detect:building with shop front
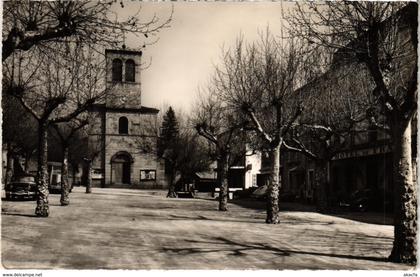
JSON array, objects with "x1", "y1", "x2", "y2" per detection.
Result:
[{"x1": 279, "y1": 4, "x2": 417, "y2": 210}]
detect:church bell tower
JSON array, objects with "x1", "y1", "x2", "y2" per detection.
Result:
[{"x1": 105, "y1": 49, "x2": 142, "y2": 108}]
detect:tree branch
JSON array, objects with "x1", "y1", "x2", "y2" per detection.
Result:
[
  {"x1": 400, "y1": 64, "x2": 418, "y2": 117},
  {"x1": 368, "y1": 116, "x2": 391, "y2": 133},
  {"x1": 283, "y1": 139, "x2": 318, "y2": 160},
  {"x1": 296, "y1": 123, "x2": 333, "y2": 133},
  {"x1": 15, "y1": 96, "x2": 41, "y2": 121},
  {"x1": 51, "y1": 98, "x2": 96, "y2": 123},
  {"x1": 281, "y1": 106, "x2": 303, "y2": 137},
  {"x1": 3, "y1": 24, "x2": 77, "y2": 61},
  {"x1": 247, "y1": 109, "x2": 272, "y2": 144},
  {"x1": 195, "y1": 125, "x2": 218, "y2": 145}
]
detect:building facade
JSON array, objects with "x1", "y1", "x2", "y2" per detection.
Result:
[
  {"x1": 88, "y1": 49, "x2": 167, "y2": 189},
  {"x1": 194, "y1": 148, "x2": 262, "y2": 193},
  {"x1": 278, "y1": 4, "x2": 418, "y2": 211}
]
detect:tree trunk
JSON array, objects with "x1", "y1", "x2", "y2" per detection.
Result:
[
  {"x1": 13, "y1": 155, "x2": 25, "y2": 175},
  {"x1": 60, "y1": 145, "x2": 70, "y2": 205},
  {"x1": 217, "y1": 152, "x2": 230, "y2": 211},
  {"x1": 167, "y1": 171, "x2": 177, "y2": 198},
  {"x1": 266, "y1": 144, "x2": 280, "y2": 224},
  {"x1": 5, "y1": 143, "x2": 14, "y2": 184},
  {"x1": 24, "y1": 151, "x2": 32, "y2": 171},
  {"x1": 35, "y1": 121, "x2": 49, "y2": 217},
  {"x1": 315, "y1": 160, "x2": 329, "y2": 213},
  {"x1": 71, "y1": 162, "x2": 77, "y2": 187},
  {"x1": 85, "y1": 159, "x2": 92, "y2": 193},
  {"x1": 388, "y1": 117, "x2": 417, "y2": 264}
]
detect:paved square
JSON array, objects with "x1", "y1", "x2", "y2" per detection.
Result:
[{"x1": 1, "y1": 187, "x2": 413, "y2": 270}]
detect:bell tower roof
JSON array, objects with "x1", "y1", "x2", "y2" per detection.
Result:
[{"x1": 105, "y1": 49, "x2": 143, "y2": 56}]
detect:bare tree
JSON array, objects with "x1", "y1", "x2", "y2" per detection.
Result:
[
  {"x1": 194, "y1": 91, "x2": 245, "y2": 211},
  {"x1": 173, "y1": 127, "x2": 212, "y2": 192},
  {"x1": 138, "y1": 107, "x2": 211, "y2": 197},
  {"x1": 51, "y1": 117, "x2": 88, "y2": 205},
  {"x1": 215, "y1": 33, "x2": 304, "y2": 224},
  {"x1": 3, "y1": 44, "x2": 109, "y2": 217},
  {"x1": 83, "y1": 139, "x2": 100, "y2": 194},
  {"x1": 76, "y1": 110, "x2": 107, "y2": 194},
  {"x1": 288, "y1": 2, "x2": 417, "y2": 264},
  {"x1": 2, "y1": 1, "x2": 172, "y2": 61}
]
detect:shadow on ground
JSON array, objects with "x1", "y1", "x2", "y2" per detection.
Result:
[
  {"x1": 160, "y1": 236, "x2": 389, "y2": 264},
  {"x1": 223, "y1": 197, "x2": 394, "y2": 225},
  {"x1": 1, "y1": 212, "x2": 38, "y2": 218}
]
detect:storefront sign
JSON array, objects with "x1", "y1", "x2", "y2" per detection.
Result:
[{"x1": 332, "y1": 145, "x2": 391, "y2": 160}]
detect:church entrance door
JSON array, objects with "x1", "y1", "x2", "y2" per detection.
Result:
[
  {"x1": 111, "y1": 152, "x2": 133, "y2": 185},
  {"x1": 122, "y1": 162, "x2": 131, "y2": 184}
]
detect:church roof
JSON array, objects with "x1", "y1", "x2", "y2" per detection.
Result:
[
  {"x1": 90, "y1": 104, "x2": 159, "y2": 114},
  {"x1": 105, "y1": 48, "x2": 143, "y2": 56}
]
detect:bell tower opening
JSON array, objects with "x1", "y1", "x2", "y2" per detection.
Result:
[{"x1": 105, "y1": 49, "x2": 142, "y2": 108}]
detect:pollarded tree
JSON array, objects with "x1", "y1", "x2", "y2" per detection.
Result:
[
  {"x1": 51, "y1": 117, "x2": 88, "y2": 205},
  {"x1": 215, "y1": 33, "x2": 305, "y2": 224},
  {"x1": 2, "y1": 1, "x2": 172, "y2": 61},
  {"x1": 68, "y1": 111, "x2": 105, "y2": 194},
  {"x1": 194, "y1": 91, "x2": 246, "y2": 211},
  {"x1": 288, "y1": 2, "x2": 417, "y2": 264},
  {"x1": 3, "y1": 44, "x2": 108, "y2": 217}
]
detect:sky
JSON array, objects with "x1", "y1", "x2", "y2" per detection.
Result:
[{"x1": 115, "y1": 2, "x2": 293, "y2": 113}]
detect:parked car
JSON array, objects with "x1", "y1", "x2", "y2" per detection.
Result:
[
  {"x1": 340, "y1": 188, "x2": 393, "y2": 212},
  {"x1": 233, "y1": 187, "x2": 258, "y2": 199},
  {"x1": 279, "y1": 191, "x2": 299, "y2": 202},
  {"x1": 5, "y1": 179, "x2": 37, "y2": 201},
  {"x1": 250, "y1": 185, "x2": 268, "y2": 200}
]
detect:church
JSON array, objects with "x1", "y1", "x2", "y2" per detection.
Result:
[{"x1": 87, "y1": 48, "x2": 168, "y2": 189}]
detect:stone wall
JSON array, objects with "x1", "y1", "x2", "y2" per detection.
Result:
[
  {"x1": 101, "y1": 111, "x2": 167, "y2": 189},
  {"x1": 105, "y1": 111, "x2": 156, "y2": 137}
]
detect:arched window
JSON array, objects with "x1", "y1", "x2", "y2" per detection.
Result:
[
  {"x1": 112, "y1": 59, "x2": 122, "y2": 82},
  {"x1": 118, "y1": 117, "x2": 128, "y2": 134},
  {"x1": 125, "y1": 59, "x2": 135, "y2": 82}
]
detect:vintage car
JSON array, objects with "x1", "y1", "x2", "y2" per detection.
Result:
[
  {"x1": 5, "y1": 176, "x2": 37, "y2": 201},
  {"x1": 338, "y1": 188, "x2": 393, "y2": 212}
]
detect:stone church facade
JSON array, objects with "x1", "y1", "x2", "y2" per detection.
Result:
[{"x1": 88, "y1": 49, "x2": 167, "y2": 189}]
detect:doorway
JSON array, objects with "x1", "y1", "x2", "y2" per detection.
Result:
[{"x1": 111, "y1": 152, "x2": 133, "y2": 184}]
